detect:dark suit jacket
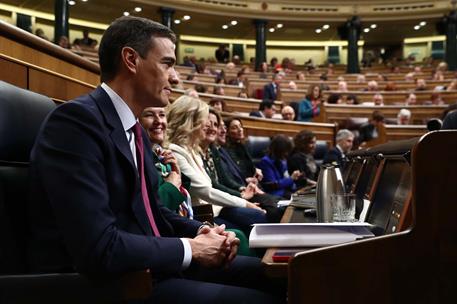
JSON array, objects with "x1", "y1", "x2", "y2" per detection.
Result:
[
  {"x1": 28, "y1": 86, "x2": 201, "y2": 275},
  {"x1": 263, "y1": 83, "x2": 277, "y2": 101},
  {"x1": 358, "y1": 123, "x2": 377, "y2": 143},
  {"x1": 249, "y1": 111, "x2": 263, "y2": 118},
  {"x1": 323, "y1": 147, "x2": 344, "y2": 168}
]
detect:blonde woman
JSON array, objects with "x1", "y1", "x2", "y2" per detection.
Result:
[{"x1": 167, "y1": 96, "x2": 267, "y2": 235}]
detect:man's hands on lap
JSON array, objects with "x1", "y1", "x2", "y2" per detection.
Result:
[{"x1": 189, "y1": 224, "x2": 239, "y2": 268}]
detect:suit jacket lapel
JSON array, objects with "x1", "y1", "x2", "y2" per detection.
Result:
[{"x1": 89, "y1": 86, "x2": 151, "y2": 235}]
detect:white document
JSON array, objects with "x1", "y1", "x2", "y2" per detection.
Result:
[
  {"x1": 277, "y1": 199, "x2": 292, "y2": 207},
  {"x1": 249, "y1": 223, "x2": 374, "y2": 248}
]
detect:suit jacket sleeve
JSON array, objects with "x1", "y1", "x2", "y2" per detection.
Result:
[
  {"x1": 257, "y1": 157, "x2": 294, "y2": 191},
  {"x1": 32, "y1": 102, "x2": 199, "y2": 275},
  {"x1": 323, "y1": 148, "x2": 340, "y2": 165}
]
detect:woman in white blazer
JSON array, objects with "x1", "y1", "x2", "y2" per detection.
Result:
[{"x1": 167, "y1": 95, "x2": 267, "y2": 234}]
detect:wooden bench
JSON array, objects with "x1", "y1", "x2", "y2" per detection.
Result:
[
  {"x1": 181, "y1": 80, "x2": 244, "y2": 97},
  {"x1": 221, "y1": 113, "x2": 337, "y2": 147},
  {"x1": 280, "y1": 89, "x2": 457, "y2": 104},
  {"x1": 321, "y1": 103, "x2": 446, "y2": 125},
  {"x1": 170, "y1": 89, "x2": 283, "y2": 113},
  {"x1": 0, "y1": 54, "x2": 96, "y2": 101}
]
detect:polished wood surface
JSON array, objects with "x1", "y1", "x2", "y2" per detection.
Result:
[
  {"x1": 0, "y1": 54, "x2": 96, "y2": 101},
  {"x1": 281, "y1": 89, "x2": 457, "y2": 105},
  {"x1": 321, "y1": 103, "x2": 446, "y2": 125},
  {"x1": 0, "y1": 21, "x2": 99, "y2": 85}
]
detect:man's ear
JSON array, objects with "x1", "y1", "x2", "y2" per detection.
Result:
[{"x1": 121, "y1": 47, "x2": 138, "y2": 75}]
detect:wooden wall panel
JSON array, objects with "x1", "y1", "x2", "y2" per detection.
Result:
[
  {"x1": 28, "y1": 69, "x2": 95, "y2": 101},
  {"x1": 0, "y1": 57, "x2": 27, "y2": 89},
  {"x1": 0, "y1": 36, "x2": 99, "y2": 86}
]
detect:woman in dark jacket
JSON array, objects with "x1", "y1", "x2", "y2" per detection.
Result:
[
  {"x1": 224, "y1": 117, "x2": 263, "y2": 184},
  {"x1": 287, "y1": 130, "x2": 319, "y2": 188}
]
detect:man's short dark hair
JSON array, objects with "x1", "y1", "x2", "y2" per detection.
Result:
[
  {"x1": 259, "y1": 99, "x2": 274, "y2": 111},
  {"x1": 372, "y1": 110, "x2": 385, "y2": 122},
  {"x1": 99, "y1": 16, "x2": 176, "y2": 82}
]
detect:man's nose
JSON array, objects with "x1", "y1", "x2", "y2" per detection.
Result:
[{"x1": 169, "y1": 68, "x2": 180, "y2": 85}]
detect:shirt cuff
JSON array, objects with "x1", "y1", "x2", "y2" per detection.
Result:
[{"x1": 180, "y1": 238, "x2": 192, "y2": 270}]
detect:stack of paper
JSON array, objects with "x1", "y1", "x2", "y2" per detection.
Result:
[{"x1": 249, "y1": 223, "x2": 374, "y2": 248}]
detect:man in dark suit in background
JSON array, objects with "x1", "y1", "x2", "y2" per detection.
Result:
[
  {"x1": 263, "y1": 73, "x2": 283, "y2": 101},
  {"x1": 215, "y1": 44, "x2": 230, "y2": 63},
  {"x1": 323, "y1": 129, "x2": 354, "y2": 168},
  {"x1": 28, "y1": 16, "x2": 281, "y2": 304},
  {"x1": 250, "y1": 99, "x2": 277, "y2": 118}
]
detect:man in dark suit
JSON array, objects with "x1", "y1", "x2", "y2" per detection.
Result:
[
  {"x1": 28, "y1": 16, "x2": 281, "y2": 303},
  {"x1": 263, "y1": 73, "x2": 283, "y2": 101},
  {"x1": 249, "y1": 99, "x2": 277, "y2": 118},
  {"x1": 358, "y1": 110, "x2": 385, "y2": 146},
  {"x1": 323, "y1": 129, "x2": 354, "y2": 168}
]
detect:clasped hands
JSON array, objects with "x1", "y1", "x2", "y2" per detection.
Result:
[{"x1": 189, "y1": 224, "x2": 240, "y2": 268}]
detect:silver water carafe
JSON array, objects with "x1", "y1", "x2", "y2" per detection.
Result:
[{"x1": 316, "y1": 164, "x2": 345, "y2": 222}]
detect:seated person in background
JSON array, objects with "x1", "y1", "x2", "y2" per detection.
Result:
[
  {"x1": 263, "y1": 73, "x2": 283, "y2": 101},
  {"x1": 168, "y1": 96, "x2": 267, "y2": 236},
  {"x1": 228, "y1": 70, "x2": 246, "y2": 87},
  {"x1": 194, "y1": 84, "x2": 207, "y2": 94},
  {"x1": 373, "y1": 93, "x2": 384, "y2": 106},
  {"x1": 323, "y1": 129, "x2": 354, "y2": 168},
  {"x1": 297, "y1": 84, "x2": 322, "y2": 122},
  {"x1": 365, "y1": 80, "x2": 379, "y2": 92},
  {"x1": 288, "y1": 81, "x2": 298, "y2": 90},
  {"x1": 238, "y1": 89, "x2": 248, "y2": 98},
  {"x1": 203, "y1": 110, "x2": 283, "y2": 223},
  {"x1": 281, "y1": 105, "x2": 295, "y2": 121},
  {"x1": 356, "y1": 74, "x2": 366, "y2": 83},
  {"x1": 184, "y1": 88, "x2": 199, "y2": 98},
  {"x1": 384, "y1": 81, "x2": 397, "y2": 91},
  {"x1": 209, "y1": 98, "x2": 226, "y2": 112},
  {"x1": 258, "y1": 135, "x2": 303, "y2": 199},
  {"x1": 80, "y1": 29, "x2": 95, "y2": 47},
  {"x1": 140, "y1": 106, "x2": 254, "y2": 257},
  {"x1": 446, "y1": 80, "x2": 457, "y2": 91},
  {"x1": 397, "y1": 109, "x2": 412, "y2": 125},
  {"x1": 337, "y1": 81, "x2": 348, "y2": 92},
  {"x1": 358, "y1": 110, "x2": 385, "y2": 145},
  {"x1": 29, "y1": 16, "x2": 280, "y2": 303},
  {"x1": 296, "y1": 71, "x2": 306, "y2": 81},
  {"x1": 259, "y1": 62, "x2": 269, "y2": 79},
  {"x1": 346, "y1": 94, "x2": 359, "y2": 105},
  {"x1": 57, "y1": 36, "x2": 71, "y2": 49},
  {"x1": 35, "y1": 28, "x2": 49, "y2": 41},
  {"x1": 404, "y1": 72, "x2": 415, "y2": 82},
  {"x1": 287, "y1": 130, "x2": 319, "y2": 188},
  {"x1": 327, "y1": 93, "x2": 342, "y2": 104},
  {"x1": 250, "y1": 99, "x2": 277, "y2": 118},
  {"x1": 405, "y1": 92, "x2": 417, "y2": 105},
  {"x1": 433, "y1": 70, "x2": 445, "y2": 81},
  {"x1": 232, "y1": 55, "x2": 241, "y2": 65},
  {"x1": 224, "y1": 117, "x2": 264, "y2": 185},
  {"x1": 425, "y1": 92, "x2": 444, "y2": 105},
  {"x1": 212, "y1": 86, "x2": 225, "y2": 96},
  {"x1": 415, "y1": 78, "x2": 427, "y2": 91}
]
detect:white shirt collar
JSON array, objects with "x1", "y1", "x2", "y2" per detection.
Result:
[{"x1": 101, "y1": 82, "x2": 136, "y2": 132}]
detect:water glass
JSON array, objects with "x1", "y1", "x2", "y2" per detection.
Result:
[{"x1": 331, "y1": 193, "x2": 356, "y2": 222}]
